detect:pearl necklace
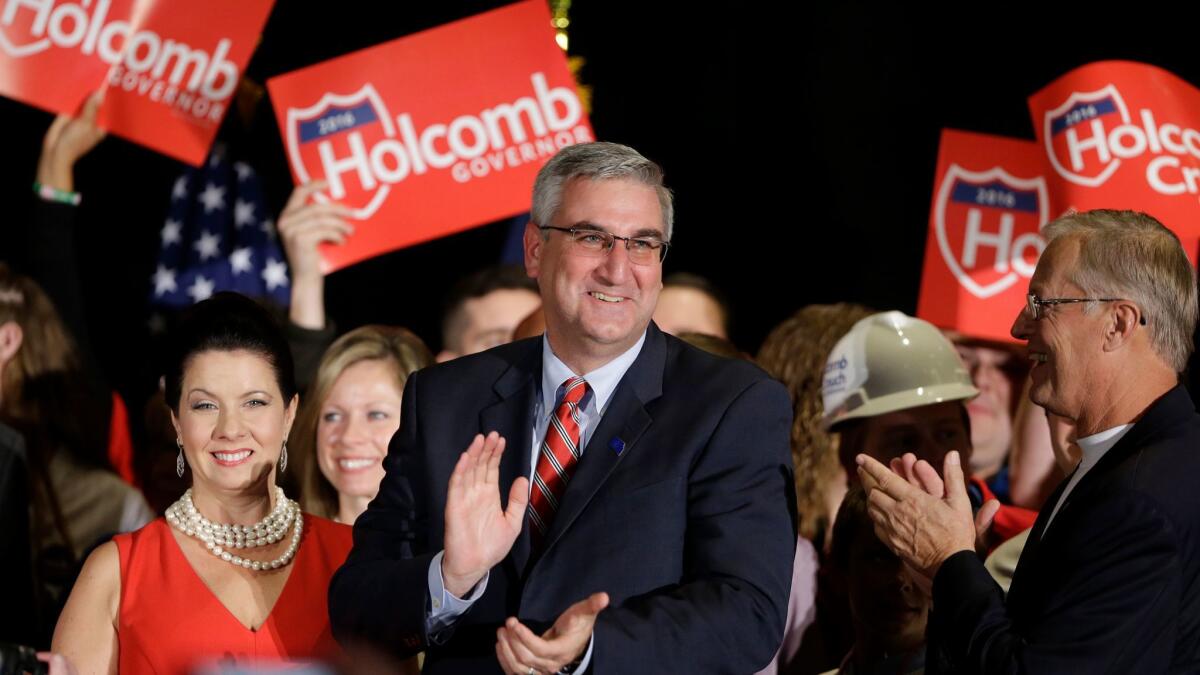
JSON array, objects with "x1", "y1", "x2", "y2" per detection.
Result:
[{"x1": 166, "y1": 488, "x2": 303, "y2": 571}]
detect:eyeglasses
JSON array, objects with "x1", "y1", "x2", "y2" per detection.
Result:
[
  {"x1": 539, "y1": 226, "x2": 670, "y2": 265},
  {"x1": 1025, "y1": 293, "x2": 1146, "y2": 325}
]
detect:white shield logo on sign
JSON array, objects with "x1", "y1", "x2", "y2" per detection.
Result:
[
  {"x1": 934, "y1": 164, "x2": 1048, "y2": 299},
  {"x1": 285, "y1": 83, "x2": 395, "y2": 221},
  {"x1": 1042, "y1": 84, "x2": 1130, "y2": 188}
]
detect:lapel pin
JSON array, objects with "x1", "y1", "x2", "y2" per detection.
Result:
[{"x1": 609, "y1": 437, "x2": 625, "y2": 456}]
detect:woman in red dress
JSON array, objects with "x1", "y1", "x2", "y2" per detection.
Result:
[{"x1": 52, "y1": 293, "x2": 352, "y2": 674}]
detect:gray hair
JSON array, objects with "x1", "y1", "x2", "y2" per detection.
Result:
[
  {"x1": 531, "y1": 142, "x2": 674, "y2": 239},
  {"x1": 1043, "y1": 209, "x2": 1197, "y2": 372}
]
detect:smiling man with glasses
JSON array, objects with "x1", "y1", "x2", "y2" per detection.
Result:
[
  {"x1": 331, "y1": 142, "x2": 797, "y2": 675},
  {"x1": 857, "y1": 209, "x2": 1200, "y2": 673}
]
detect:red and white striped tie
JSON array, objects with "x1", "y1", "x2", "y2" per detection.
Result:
[{"x1": 528, "y1": 376, "x2": 589, "y2": 540}]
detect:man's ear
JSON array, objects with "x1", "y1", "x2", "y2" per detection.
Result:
[
  {"x1": 1104, "y1": 301, "x2": 1141, "y2": 352},
  {"x1": 524, "y1": 221, "x2": 544, "y2": 280},
  {"x1": 0, "y1": 321, "x2": 23, "y2": 364}
]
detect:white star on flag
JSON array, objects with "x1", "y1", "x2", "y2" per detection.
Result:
[
  {"x1": 187, "y1": 275, "x2": 214, "y2": 302},
  {"x1": 234, "y1": 162, "x2": 253, "y2": 181},
  {"x1": 152, "y1": 265, "x2": 177, "y2": 297},
  {"x1": 262, "y1": 258, "x2": 289, "y2": 291},
  {"x1": 161, "y1": 219, "x2": 182, "y2": 247},
  {"x1": 172, "y1": 176, "x2": 188, "y2": 201},
  {"x1": 198, "y1": 183, "x2": 226, "y2": 213},
  {"x1": 234, "y1": 199, "x2": 256, "y2": 229},
  {"x1": 230, "y1": 247, "x2": 253, "y2": 275},
  {"x1": 194, "y1": 230, "x2": 221, "y2": 261}
]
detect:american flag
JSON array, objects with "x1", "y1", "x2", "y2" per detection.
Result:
[{"x1": 149, "y1": 143, "x2": 291, "y2": 311}]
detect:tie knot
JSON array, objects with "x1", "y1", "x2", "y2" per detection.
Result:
[{"x1": 560, "y1": 376, "x2": 588, "y2": 406}]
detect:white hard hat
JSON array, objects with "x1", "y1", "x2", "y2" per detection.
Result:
[{"x1": 821, "y1": 311, "x2": 979, "y2": 430}]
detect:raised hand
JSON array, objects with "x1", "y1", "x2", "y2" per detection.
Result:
[
  {"x1": 275, "y1": 180, "x2": 354, "y2": 328},
  {"x1": 442, "y1": 432, "x2": 528, "y2": 597},
  {"x1": 38, "y1": 91, "x2": 107, "y2": 193},
  {"x1": 495, "y1": 592, "x2": 609, "y2": 675}
]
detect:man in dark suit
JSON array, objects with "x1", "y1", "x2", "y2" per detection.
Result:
[
  {"x1": 329, "y1": 142, "x2": 797, "y2": 674},
  {"x1": 858, "y1": 209, "x2": 1200, "y2": 672}
]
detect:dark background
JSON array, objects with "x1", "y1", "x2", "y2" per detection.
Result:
[{"x1": 2, "y1": 2, "x2": 1197, "y2": 407}]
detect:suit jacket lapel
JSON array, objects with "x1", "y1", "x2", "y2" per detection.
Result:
[
  {"x1": 538, "y1": 325, "x2": 667, "y2": 558},
  {"x1": 480, "y1": 340, "x2": 541, "y2": 575},
  {"x1": 1006, "y1": 473, "x2": 1071, "y2": 608}
]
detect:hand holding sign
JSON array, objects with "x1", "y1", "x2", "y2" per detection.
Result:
[
  {"x1": 267, "y1": 0, "x2": 593, "y2": 272},
  {"x1": 0, "y1": 0, "x2": 274, "y2": 165},
  {"x1": 277, "y1": 181, "x2": 355, "y2": 329},
  {"x1": 38, "y1": 90, "x2": 106, "y2": 193}
]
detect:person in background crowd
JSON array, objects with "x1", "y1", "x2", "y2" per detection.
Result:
[
  {"x1": 651, "y1": 271, "x2": 731, "y2": 338},
  {"x1": 824, "y1": 486, "x2": 928, "y2": 675},
  {"x1": 984, "y1": 399, "x2": 1079, "y2": 592},
  {"x1": 859, "y1": 210, "x2": 1200, "y2": 672},
  {"x1": 0, "y1": 405, "x2": 36, "y2": 645},
  {"x1": 946, "y1": 334, "x2": 1027, "y2": 503},
  {"x1": 51, "y1": 293, "x2": 352, "y2": 674},
  {"x1": 814, "y1": 311, "x2": 1043, "y2": 671},
  {"x1": 0, "y1": 265, "x2": 151, "y2": 553},
  {"x1": 757, "y1": 303, "x2": 874, "y2": 552},
  {"x1": 1006, "y1": 377, "x2": 1079, "y2": 510},
  {"x1": 3, "y1": 96, "x2": 180, "y2": 650},
  {"x1": 513, "y1": 304, "x2": 546, "y2": 341},
  {"x1": 754, "y1": 304, "x2": 874, "y2": 675},
  {"x1": 825, "y1": 312, "x2": 1035, "y2": 552},
  {"x1": 329, "y1": 141, "x2": 797, "y2": 674},
  {"x1": 436, "y1": 265, "x2": 542, "y2": 362},
  {"x1": 292, "y1": 325, "x2": 433, "y2": 525}
]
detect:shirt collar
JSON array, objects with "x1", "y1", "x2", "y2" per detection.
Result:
[
  {"x1": 540, "y1": 330, "x2": 647, "y2": 414},
  {"x1": 1075, "y1": 423, "x2": 1135, "y2": 470}
]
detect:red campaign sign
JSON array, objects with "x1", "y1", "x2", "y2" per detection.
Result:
[
  {"x1": 0, "y1": 0, "x2": 274, "y2": 166},
  {"x1": 917, "y1": 129, "x2": 1051, "y2": 343},
  {"x1": 266, "y1": 0, "x2": 594, "y2": 273},
  {"x1": 1029, "y1": 61, "x2": 1200, "y2": 239}
]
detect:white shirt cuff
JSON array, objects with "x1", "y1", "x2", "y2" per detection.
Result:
[
  {"x1": 426, "y1": 550, "x2": 489, "y2": 641},
  {"x1": 566, "y1": 632, "x2": 594, "y2": 673}
]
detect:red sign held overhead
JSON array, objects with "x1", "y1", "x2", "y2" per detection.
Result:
[
  {"x1": 0, "y1": 0, "x2": 274, "y2": 166},
  {"x1": 266, "y1": 0, "x2": 594, "y2": 273},
  {"x1": 917, "y1": 130, "x2": 1050, "y2": 343},
  {"x1": 1029, "y1": 61, "x2": 1200, "y2": 238}
]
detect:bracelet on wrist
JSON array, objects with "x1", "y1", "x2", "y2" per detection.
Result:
[{"x1": 33, "y1": 181, "x2": 81, "y2": 206}]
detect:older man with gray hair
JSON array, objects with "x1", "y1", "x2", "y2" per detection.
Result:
[{"x1": 858, "y1": 209, "x2": 1200, "y2": 673}]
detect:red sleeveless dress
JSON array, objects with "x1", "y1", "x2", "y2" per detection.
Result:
[{"x1": 113, "y1": 515, "x2": 352, "y2": 674}]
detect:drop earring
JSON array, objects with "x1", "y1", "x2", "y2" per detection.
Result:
[
  {"x1": 176, "y1": 439, "x2": 186, "y2": 478},
  {"x1": 279, "y1": 438, "x2": 288, "y2": 473}
]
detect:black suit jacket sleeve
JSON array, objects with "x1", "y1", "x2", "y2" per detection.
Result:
[
  {"x1": 591, "y1": 377, "x2": 798, "y2": 673},
  {"x1": 329, "y1": 370, "x2": 434, "y2": 655},
  {"x1": 931, "y1": 488, "x2": 1180, "y2": 674}
]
